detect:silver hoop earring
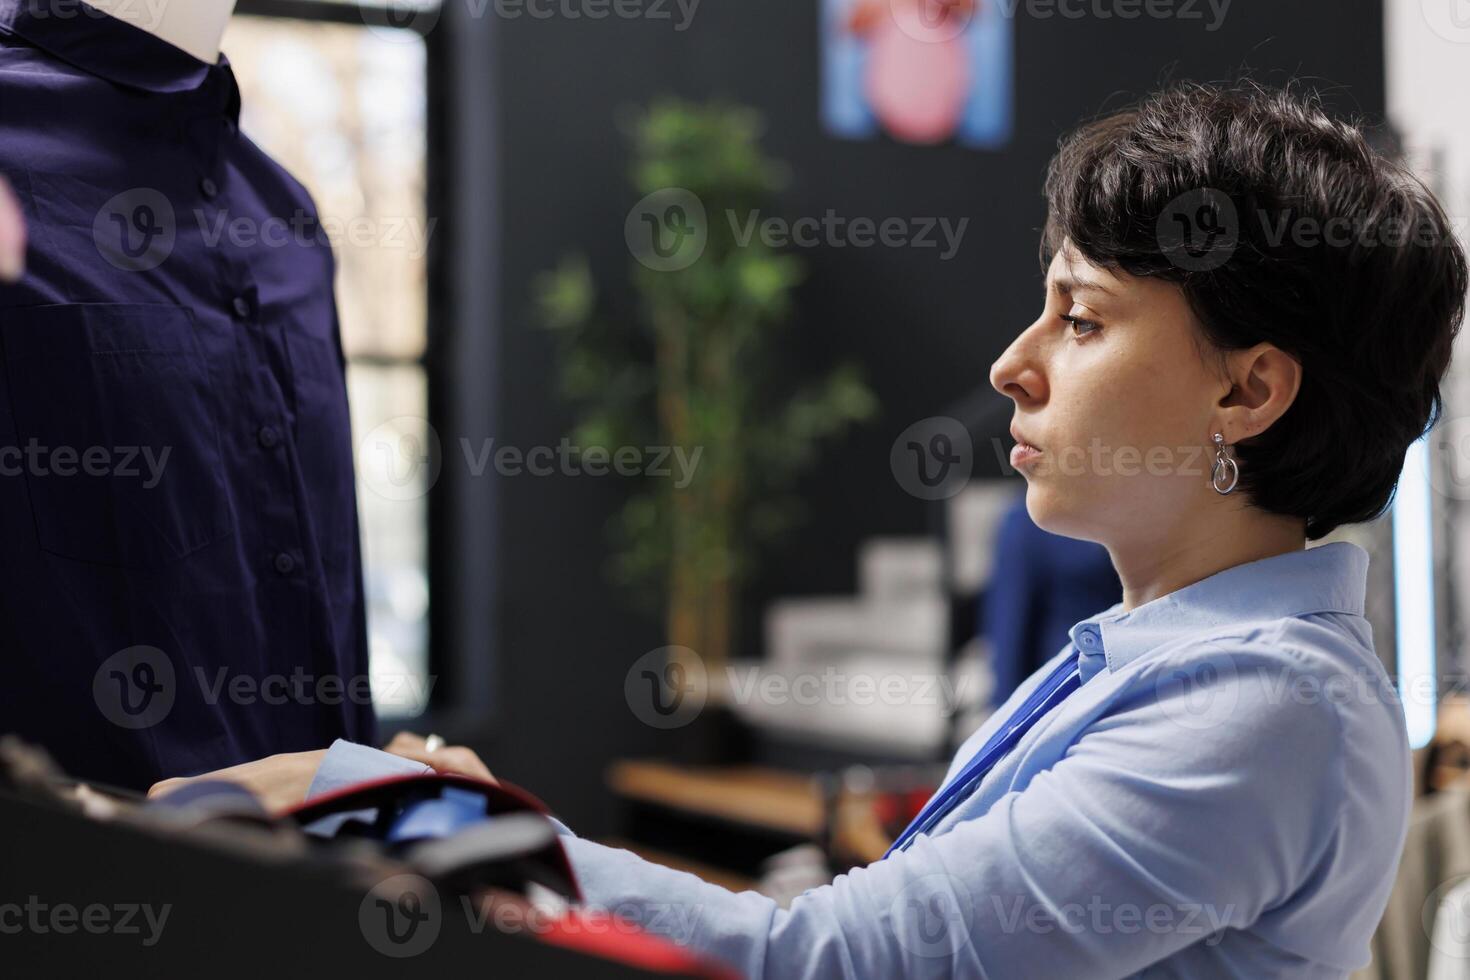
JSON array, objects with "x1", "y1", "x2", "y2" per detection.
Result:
[{"x1": 1211, "y1": 432, "x2": 1239, "y2": 495}]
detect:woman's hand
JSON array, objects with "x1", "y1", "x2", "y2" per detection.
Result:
[
  {"x1": 146, "y1": 736, "x2": 495, "y2": 814},
  {"x1": 0, "y1": 177, "x2": 26, "y2": 282},
  {"x1": 147, "y1": 749, "x2": 327, "y2": 814},
  {"x1": 385, "y1": 731, "x2": 497, "y2": 784}
]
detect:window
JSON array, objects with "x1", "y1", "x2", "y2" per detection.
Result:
[{"x1": 225, "y1": 3, "x2": 439, "y2": 718}]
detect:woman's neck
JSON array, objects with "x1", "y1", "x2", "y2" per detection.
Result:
[
  {"x1": 81, "y1": 0, "x2": 237, "y2": 64},
  {"x1": 1107, "y1": 507, "x2": 1308, "y2": 611}
]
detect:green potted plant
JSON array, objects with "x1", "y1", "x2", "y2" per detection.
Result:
[{"x1": 536, "y1": 100, "x2": 877, "y2": 714}]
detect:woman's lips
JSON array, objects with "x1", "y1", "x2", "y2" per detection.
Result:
[{"x1": 1010, "y1": 442, "x2": 1044, "y2": 469}]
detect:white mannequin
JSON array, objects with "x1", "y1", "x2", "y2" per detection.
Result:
[
  {"x1": 80, "y1": 0, "x2": 238, "y2": 64},
  {"x1": 0, "y1": 0, "x2": 244, "y2": 273}
]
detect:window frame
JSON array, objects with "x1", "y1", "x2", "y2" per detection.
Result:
[{"x1": 230, "y1": 0, "x2": 492, "y2": 735}]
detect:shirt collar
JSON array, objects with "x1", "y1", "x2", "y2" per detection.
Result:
[
  {"x1": 0, "y1": 0, "x2": 217, "y2": 94},
  {"x1": 1067, "y1": 542, "x2": 1369, "y2": 683}
]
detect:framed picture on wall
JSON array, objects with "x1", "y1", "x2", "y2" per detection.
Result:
[{"x1": 820, "y1": 0, "x2": 1014, "y2": 148}]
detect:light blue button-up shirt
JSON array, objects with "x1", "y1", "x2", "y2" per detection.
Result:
[{"x1": 315, "y1": 542, "x2": 1410, "y2": 978}]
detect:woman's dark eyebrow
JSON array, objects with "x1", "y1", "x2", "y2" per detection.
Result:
[{"x1": 1048, "y1": 275, "x2": 1116, "y2": 298}]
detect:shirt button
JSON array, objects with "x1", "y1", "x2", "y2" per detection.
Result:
[
  {"x1": 200, "y1": 177, "x2": 219, "y2": 200},
  {"x1": 273, "y1": 552, "x2": 296, "y2": 576},
  {"x1": 257, "y1": 425, "x2": 280, "y2": 449},
  {"x1": 232, "y1": 295, "x2": 252, "y2": 319},
  {"x1": 1079, "y1": 629, "x2": 1098, "y2": 647}
]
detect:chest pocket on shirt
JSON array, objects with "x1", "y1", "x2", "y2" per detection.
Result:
[{"x1": 0, "y1": 303, "x2": 232, "y2": 570}]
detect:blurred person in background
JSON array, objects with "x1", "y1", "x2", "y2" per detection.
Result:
[{"x1": 984, "y1": 492, "x2": 1121, "y2": 707}]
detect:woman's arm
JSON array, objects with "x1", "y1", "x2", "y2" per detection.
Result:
[
  {"x1": 556, "y1": 649, "x2": 1349, "y2": 979},
  {"x1": 302, "y1": 643, "x2": 1355, "y2": 979}
]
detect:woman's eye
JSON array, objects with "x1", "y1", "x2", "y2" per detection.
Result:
[{"x1": 1060, "y1": 313, "x2": 1100, "y2": 338}]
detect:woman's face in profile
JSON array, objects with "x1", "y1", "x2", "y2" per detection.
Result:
[{"x1": 990, "y1": 241, "x2": 1230, "y2": 547}]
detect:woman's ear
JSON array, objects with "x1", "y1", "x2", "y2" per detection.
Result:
[{"x1": 1217, "y1": 343, "x2": 1302, "y2": 441}]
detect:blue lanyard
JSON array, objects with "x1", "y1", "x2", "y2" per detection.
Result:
[{"x1": 886, "y1": 650, "x2": 1083, "y2": 857}]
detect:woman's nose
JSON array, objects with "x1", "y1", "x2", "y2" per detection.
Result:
[{"x1": 990, "y1": 333, "x2": 1045, "y2": 405}]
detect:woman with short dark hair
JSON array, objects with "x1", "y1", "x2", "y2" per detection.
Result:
[
  {"x1": 1031, "y1": 80, "x2": 1464, "y2": 544},
  {"x1": 161, "y1": 81, "x2": 1468, "y2": 978}
]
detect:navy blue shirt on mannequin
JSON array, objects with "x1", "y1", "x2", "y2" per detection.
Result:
[{"x1": 0, "y1": 0, "x2": 376, "y2": 789}]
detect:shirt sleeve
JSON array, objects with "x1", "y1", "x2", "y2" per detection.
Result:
[
  {"x1": 560, "y1": 645, "x2": 1346, "y2": 980},
  {"x1": 306, "y1": 738, "x2": 432, "y2": 799},
  {"x1": 308, "y1": 739, "x2": 581, "y2": 835},
  {"x1": 304, "y1": 646, "x2": 1346, "y2": 979}
]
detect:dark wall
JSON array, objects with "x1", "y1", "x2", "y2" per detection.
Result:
[{"x1": 465, "y1": 0, "x2": 1386, "y2": 835}]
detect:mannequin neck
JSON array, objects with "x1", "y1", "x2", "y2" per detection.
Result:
[{"x1": 81, "y1": 0, "x2": 237, "y2": 64}]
